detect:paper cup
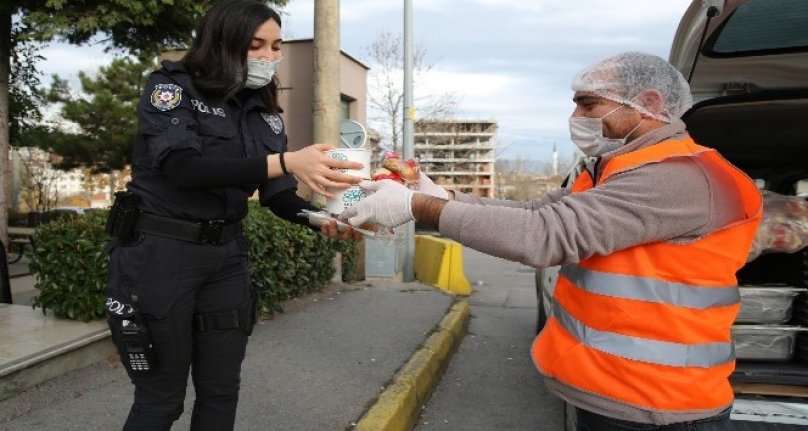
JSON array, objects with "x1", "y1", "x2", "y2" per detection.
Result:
[
  {"x1": 326, "y1": 186, "x2": 367, "y2": 215},
  {"x1": 326, "y1": 148, "x2": 371, "y2": 180}
]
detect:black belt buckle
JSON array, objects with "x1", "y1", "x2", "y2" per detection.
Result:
[{"x1": 200, "y1": 220, "x2": 226, "y2": 244}]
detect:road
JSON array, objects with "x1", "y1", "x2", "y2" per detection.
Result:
[{"x1": 414, "y1": 247, "x2": 566, "y2": 431}]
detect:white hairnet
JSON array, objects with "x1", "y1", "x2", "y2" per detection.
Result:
[{"x1": 571, "y1": 52, "x2": 693, "y2": 123}]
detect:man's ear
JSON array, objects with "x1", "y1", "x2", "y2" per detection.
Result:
[{"x1": 635, "y1": 89, "x2": 664, "y2": 118}]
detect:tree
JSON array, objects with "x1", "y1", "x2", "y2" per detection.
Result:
[
  {"x1": 43, "y1": 58, "x2": 150, "y2": 175},
  {"x1": 364, "y1": 32, "x2": 457, "y2": 154},
  {"x1": 9, "y1": 23, "x2": 45, "y2": 148},
  {"x1": 14, "y1": 146, "x2": 61, "y2": 214}
]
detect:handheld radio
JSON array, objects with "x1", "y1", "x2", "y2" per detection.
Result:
[{"x1": 119, "y1": 295, "x2": 157, "y2": 372}]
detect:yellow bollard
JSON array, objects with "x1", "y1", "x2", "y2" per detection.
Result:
[{"x1": 414, "y1": 235, "x2": 471, "y2": 295}]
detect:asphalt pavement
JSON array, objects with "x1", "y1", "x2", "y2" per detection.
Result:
[
  {"x1": 0, "y1": 279, "x2": 453, "y2": 430},
  {"x1": 0, "y1": 247, "x2": 565, "y2": 431},
  {"x1": 413, "y1": 248, "x2": 565, "y2": 431}
]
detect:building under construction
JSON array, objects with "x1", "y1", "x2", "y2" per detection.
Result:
[{"x1": 414, "y1": 120, "x2": 497, "y2": 198}]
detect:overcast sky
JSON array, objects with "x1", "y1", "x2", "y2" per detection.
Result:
[{"x1": 37, "y1": 0, "x2": 694, "y2": 162}]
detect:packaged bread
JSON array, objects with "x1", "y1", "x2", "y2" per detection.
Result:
[{"x1": 747, "y1": 191, "x2": 808, "y2": 261}]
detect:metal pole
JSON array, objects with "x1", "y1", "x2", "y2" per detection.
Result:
[
  {"x1": 0, "y1": 239, "x2": 11, "y2": 303},
  {"x1": 402, "y1": 0, "x2": 415, "y2": 282}
]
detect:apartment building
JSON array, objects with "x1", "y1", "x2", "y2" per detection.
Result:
[{"x1": 414, "y1": 120, "x2": 497, "y2": 198}]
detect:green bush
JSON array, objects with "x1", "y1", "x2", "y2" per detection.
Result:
[
  {"x1": 31, "y1": 204, "x2": 359, "y2": 321},
  {"x1": 244, "y1": 202, "x2": 359, "y2": 314},
  {"x1": 30, "y1": 211, "x2": 110, "y2": 321}
]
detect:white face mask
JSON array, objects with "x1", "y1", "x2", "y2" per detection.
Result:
[
  {"x1": 242, "y1": 57, "x2": 282, "y2": 89},
  {"x1": 569, "y1": 106, "x2": 643, "y2": 157}
]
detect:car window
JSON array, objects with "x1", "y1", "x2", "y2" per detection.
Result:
[{"x1": 707, "y1": 0, "x2": 808, "y2": 56}]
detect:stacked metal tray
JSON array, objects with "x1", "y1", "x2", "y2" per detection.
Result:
[
  {"x1": 733, "y1": 287, "x2": 807, "y2": 362},
  {"x1": 794, "y1": 294, "x2": 808, "y2": 365}
]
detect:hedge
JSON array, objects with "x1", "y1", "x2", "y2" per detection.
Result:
[{"x1": 30, "y1": 204, "x2": 359, "y2": 321}]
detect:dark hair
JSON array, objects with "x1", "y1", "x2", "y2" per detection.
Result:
[{"x1": 182, "y1": 0, "x2": 282, "y2": 112}]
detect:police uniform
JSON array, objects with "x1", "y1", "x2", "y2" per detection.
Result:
[{"x1": 106, "y1": 60, "x2": 315, "y2": 431}]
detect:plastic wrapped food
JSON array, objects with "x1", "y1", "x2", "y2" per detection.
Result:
[
  {"x1": 372, "y1": 151, "x2": 420, "y2": 185},
  {"x1": 747, "y1": 191, "x2": 808, "y2": 262},
  {"x1": 736, "y1": 287, "x2": 807, "y2": 324},
  {"x1": 732, "y1": 325, "x2": 808, "y2": 361}
]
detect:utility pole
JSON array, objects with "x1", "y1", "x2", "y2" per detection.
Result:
[
  {"x1": 313, "y1": 0, "x2": 342, "y2": 282},
  {"x1": 402, "y1": 0, "x2": 415, "y2": 282},
  {"x1": 313, "y1": 0, "x2": 340, "y2": 146},
  {"x1": 0, "y1": 7, "x2": 11, "y2": 248}
]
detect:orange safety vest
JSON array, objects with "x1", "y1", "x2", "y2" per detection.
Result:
[{"x1": 532, "y1": 136, "x2": 762, "y2": 413}]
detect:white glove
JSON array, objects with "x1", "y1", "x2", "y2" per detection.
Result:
[
  {"x1": 417, "y1": 172, "x2": 449, "y2": 199},
  {"x1": 342, "y1": 180, "x2": 415, "y2": 229}
]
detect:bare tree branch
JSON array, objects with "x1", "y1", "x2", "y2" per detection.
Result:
[{"x1": 364, "y1": 31, "x2": 458, "y2": 154}]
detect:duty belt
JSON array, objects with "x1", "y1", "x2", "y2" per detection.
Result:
[{"x1": 135, "y1": 212, "x2": 242, "y2": 244}]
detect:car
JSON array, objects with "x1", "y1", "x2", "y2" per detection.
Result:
[
  {"x1": 51, "y1": 206, "x2": 95, "y2": 215},
  {"x1": 536, "y1": 0, "x2": 808, "y2": 428}
]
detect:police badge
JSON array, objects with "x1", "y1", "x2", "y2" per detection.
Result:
[
  {"x1": 262, "y1": 113, "x2": 284, "y2": 135},
  {"x1": 150, "y1": 84, "x2": 183, "y2": 111}
]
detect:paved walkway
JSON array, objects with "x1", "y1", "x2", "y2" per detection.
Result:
[
  {"x1": 0, "y1": 247, "x2": 568, "y2": 430},
  {"x1": 1, "y1": 273, "x2": 454, "y2": 430}
]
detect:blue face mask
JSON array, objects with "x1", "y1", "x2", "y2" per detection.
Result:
[{"x1": 242, "y1": 57, "x2": 282, "y2": 89}]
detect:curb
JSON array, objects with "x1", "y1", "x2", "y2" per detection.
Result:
[
  {"x1": 0, "y1": 330, "x2": 116, "y2": 402},
  {"x1": 354, "y1": 300, "x2": 470, "y2": 431}
]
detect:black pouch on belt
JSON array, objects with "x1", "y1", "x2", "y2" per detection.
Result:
[{"x1": 105, "y1": 191, "x2": 141, "y2": 246}]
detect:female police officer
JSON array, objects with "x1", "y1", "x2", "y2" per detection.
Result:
[{"x1": 105, "y1": 1, "x2": 362, "y2": 429}]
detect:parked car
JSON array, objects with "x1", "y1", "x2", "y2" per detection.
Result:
[
  {"x1": 536, "y1": 0, "x2": 808, "y2": 428},
  {"x1": 50, "y1": 206, "x2": 96, "y2": 215}
]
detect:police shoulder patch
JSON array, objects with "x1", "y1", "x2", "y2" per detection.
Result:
[
  {"x1": 150, "y1": 83, "x2": 183, "y2": 111},
  {"x1": 262, "y1": 113, "x2": 284, "y2": 135}
]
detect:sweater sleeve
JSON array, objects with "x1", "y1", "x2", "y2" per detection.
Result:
[
  {"x1": 438, "y1": 157, "x2": 722, "y2": 269},
  {"x1": 264, "y1": 189, "x2": 319, "y2": 230},
  {"x1": 161, "y1": 149, "x2": 267, "y2": 189},
  {"x1": 453, "y1": 187, "x2": 571, "y2": 210}
]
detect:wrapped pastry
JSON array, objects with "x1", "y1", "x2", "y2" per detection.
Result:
[{"x1": 747, "y1": 191, "x2": 808, "y2": 261}]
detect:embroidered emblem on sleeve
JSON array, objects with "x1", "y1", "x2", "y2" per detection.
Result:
[
  {"x1": 262, "y1": 113, "x2": 284, "y2": 135},
  {"x1": 150, "y1": 84, "x2": 183, "y2": 111}
]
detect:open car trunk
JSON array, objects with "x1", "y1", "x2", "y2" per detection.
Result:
[{"x1": 684, "y1": 92, "x2": 808, "y2": 415}]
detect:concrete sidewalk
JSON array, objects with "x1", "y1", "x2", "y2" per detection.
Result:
[{"x1": 0, "y1": 271, "x2": 461, "y2": 430}]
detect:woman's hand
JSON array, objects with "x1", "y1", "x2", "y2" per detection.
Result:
[{"x1": 283, "y1": 143, "x2": 364, "y2": 199}]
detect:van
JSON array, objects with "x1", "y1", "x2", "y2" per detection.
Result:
[{"x1": 535, "y1": 0, "x2": 808, "y2": 428}]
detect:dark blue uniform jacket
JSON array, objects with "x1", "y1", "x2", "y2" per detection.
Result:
[{"x1": 129, "y1": 60, "x2": 312, "y2": 223}]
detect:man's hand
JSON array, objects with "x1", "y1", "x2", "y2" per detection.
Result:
[
  {"x1": 318, "y1": 219, "x2": 363, "y2": 241},
  {"x1": 342, "y1": 180, "x2": 415, "y2": 228},
  {"x1": 416, "y1": 172, "x2": 450, "y2": 200}
]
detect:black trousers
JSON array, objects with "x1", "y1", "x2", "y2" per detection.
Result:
[{"x1": 107, "y1": 233, "x2": 254, "y2": 431}]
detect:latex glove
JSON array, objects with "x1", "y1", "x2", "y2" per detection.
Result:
[
  {"x1": 417, "y1": 172, "x2": 449, "y2": 199},
  {"x1": 342, "y1": 180, "x2": 415, "y2": 229}
]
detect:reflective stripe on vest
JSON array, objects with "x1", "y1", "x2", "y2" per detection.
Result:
[
  {"x1": 559, "y1": 265, "x2": 740, "y2": 309},
  {"x1": 552, "y1": 298, "x2": 735, "y2": 368}
]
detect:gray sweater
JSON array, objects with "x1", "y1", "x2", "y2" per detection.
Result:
[
  {"x1": 440, "y1": 120, "x2": 745, "y2": 269},
  {"x1": 438, "y1": 120, "x2": 749, "y2": 425}
]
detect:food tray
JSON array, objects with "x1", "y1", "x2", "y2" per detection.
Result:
[
  {"x1": 732, "y1": 325, "x2": 808, "y2": 362},
  {"x1": 736, "y1": 287, "x2": 807, "y2": 324}
]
